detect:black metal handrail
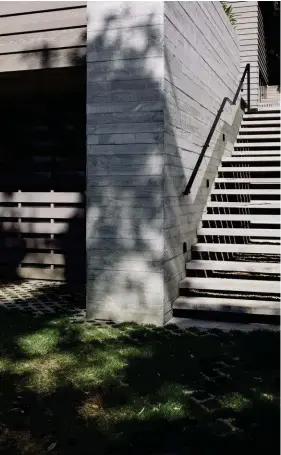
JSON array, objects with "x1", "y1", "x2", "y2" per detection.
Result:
[{"x1": 182, "y1": 63, "x2": 251, "y2": 196}]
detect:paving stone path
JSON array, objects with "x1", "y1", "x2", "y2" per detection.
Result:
[{"x1": 0, "y1": 280, "x2": 85, "y2": 318}]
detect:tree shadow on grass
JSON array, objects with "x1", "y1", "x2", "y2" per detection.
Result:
[{"x1": 0, "y1": 308, "x2": 279, "y2": 455}]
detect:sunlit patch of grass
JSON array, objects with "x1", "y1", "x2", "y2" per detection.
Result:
[
  {"x1": 261, "y1": 392, "x2": 277, "y2": 402},
  {"x1": 13, "y1": 353, "x2": 77, "y2": 392},
  {"x1": 17, "y1": 328, "x2": 60, "y2": 356},
  {"x1": 219, "y1": 393, "x2": 251, "y2": 411},
  {"x1": 0, "y1": 357, "x2": 11, "y2": 373}
]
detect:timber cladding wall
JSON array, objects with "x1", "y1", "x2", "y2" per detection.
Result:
[
  {"x1": 87, "y1": 1, "x2": 242, "y2": 325},
  {"x1": 163, "y1": 1, "x2": 241, "y2": 318},
  {"x1": 0, "y1": 1, "x2": 86, "y2": 72},
  {"x1": 229, "y1": 1, "x2": 267, "y2": 107}
]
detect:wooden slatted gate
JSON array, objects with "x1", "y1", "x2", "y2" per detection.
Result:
[{"x1": 0, "y1": 67, "x2": 85, "y2": 283}]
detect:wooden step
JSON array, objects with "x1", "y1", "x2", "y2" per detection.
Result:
[
  {"x1": 232, "y1": 150, "x2": 281, "y2": 156},
  {"x1": 244, "y1": 113, "x2": 281, "y2": 119},
  {"x1": 173, "y1": 296, "x2": 280, "y2": 315},
  {"x1": 222, "y1": 156, "x2": 281, "y2": 163},
  {"x1": 186, "y1": 260, "x2": 280, "y2": 273},
  {"x1": 202, "y1": 214, "x2": 280, "y2": 223},
  {"x1": 237, "y1": 134, "x2": 281, "y2": 140},
  {"x1": 256, "y1": 106, "x2": 280, "y2": 112},
  {"x1": 237, "y1": 134, "x2": 281, "y2": 141},
  {"x1": 193, "y1": 243, "x2": 280, "y2": 254},
  {"x1": 207, "y1": 201, "x2": 280, "y2": 209},
  {"x1": 197, "y1": 228, "x2": 280, "y2": 237},
  {"x1": 240, "y1": 126, "x2": 280, "y2": 131},
  {"x1": 179, "y1": 277, "x2": 280, "y2": 294},
  {"x1": 241, "y1": 120, "x2": 280, "y2": 125},
  {"x1": 234, "y1": 142, "x2": 281, "y2": 147},
  {"x1": 212, "y1": 188, "x2": 280, "y2": 195},
  {"x1": 215, "y1": 177, "x2": 280, "y2": 184},
  {"x1": 218, "y1": 166, "x2": 280, "y2": 172}
]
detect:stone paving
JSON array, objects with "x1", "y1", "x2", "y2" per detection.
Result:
[{"x1": 0, "y1": 280, "x2": 86, "y2": 318}]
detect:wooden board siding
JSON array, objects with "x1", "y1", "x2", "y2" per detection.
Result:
[
  {"x1": 0, "y1": 67, "x2": 85, "y2": 282},
  {"x1": 230, "y1": 1, "x2": 267, "y2": 108},
  {"x1": 163, "y1": 1, "x2": 241, "y2": 317},
  {"x1": 0, "y1": 1, "x2": 86, "y2": 72}
]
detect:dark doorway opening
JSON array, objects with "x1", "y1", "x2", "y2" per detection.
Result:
[{"x1": 0, "y1": 66, "x2": 86, "y2": 285}]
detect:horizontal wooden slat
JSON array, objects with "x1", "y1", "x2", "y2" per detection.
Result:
[
  {"x1": 0, "y1": 192, "x2": 83, "y2": 203},
  {"x1": 0, "y1": 252, "x2": 65, "y2": 266},
  {"x1": 0, "y1": 266, "x2": 65, "y2": 281},
  {"x1": 0, "y1": 207, "x2": 84, "y2": 219},
  {"x1": 0, "y1": 8, "x2": 86, "y2": 35},
  {"x1": 0, "y1": 2, "x2": 86, "y2": 16},
  {"x1": 0, "y1": 237, "x2": 82, "y2": 251},
  {"x1": 1, "y1": 222, "x2": 68, "y2": 234},
  {"x1": 0, "y1": 27, "x2": 86, "y2": 54}
]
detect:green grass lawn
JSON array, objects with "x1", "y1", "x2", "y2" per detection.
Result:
[{"x1": 0, "y1": 309, "x2": 279, "y2": 455}]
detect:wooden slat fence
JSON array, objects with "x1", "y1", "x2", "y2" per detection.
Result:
[{"x1": 0, "y1": 69, "x2": 85, "y2": 282}]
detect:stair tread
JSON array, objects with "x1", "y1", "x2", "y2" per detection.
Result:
[
  {"x1": 232, "y1": 150, "x2": 281, "y2": 155},
  {"x1": 237, "y1": 134, "x2": 281, "y2": 139},
  {"x1": 241, "y1": 120, "x2": 280, "y2": 125},
  {"x1": 234, "y1": 142, "x2": 281, "y2": 147},
  {"x1": 240, "y1": 126, "x2": 280, "y2": 131},
  {"x1": 244, "y1": 113, "x2": 280, "y2": 119},
  {"x1": 193, "y1": 243, "x2": 280, "y2": 254},
  {"x1": 207, "y1": 201, "x2": 280, "y2": 208},
  {"x1": 173, "y1": 296, "x2": 280, "y2": 315},
  {"x1": 202, "y1": 214, "x2": 280, "y2": 223},
  {"x1": 222, "y1": 156, "x2": 281, "y2": 162},
  {"x1": 218, "y1": 166, "x2": 280, "y2": 172},
  {"x1": 198, "y1": 228, "x2": 280, "y2": 237},
  {"x1": 179, "y1": 277, "x2": 280, "y2": 293},
  {"x1": 256, "y1": 106, "x2": 280, "y2": 111},
  {"x1": 186, "y1": 260, "x2": 280, "y2": 273},
  {"x1": 212, "y1": 188, "x2": 280, "y2": 194},
  {"x1": 215, "y1": 177, "x2": 280, "y2": 183}
]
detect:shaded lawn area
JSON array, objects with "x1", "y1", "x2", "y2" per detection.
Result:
[{"x1": 0, "y1": 309, "x2": 279, "y2": 455}]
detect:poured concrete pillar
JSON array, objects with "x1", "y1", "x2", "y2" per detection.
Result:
[{"x1": 86, "y1": 2, "x2": 166, "y2": 324}]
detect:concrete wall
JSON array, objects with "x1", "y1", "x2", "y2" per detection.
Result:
[
  {"x1": 87, "y1": 1, "x2": 242, "y2": 325},
  {"x1": 163, "y1": 1, "x2": 241, "y2": 320},
  {"x1": 230, "y1": 1, "x2": 264, "y2": 108},
  {"x1": 0, "y1": 1, "x2": 86, "y2": 72},
  {"x1": 86, "y1": 2, "x2": 165, "y2": 325}
]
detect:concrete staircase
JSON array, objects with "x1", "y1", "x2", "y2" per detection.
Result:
[{"x1": 174, "y1": 107, "x2": 281, "y2": 318}]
